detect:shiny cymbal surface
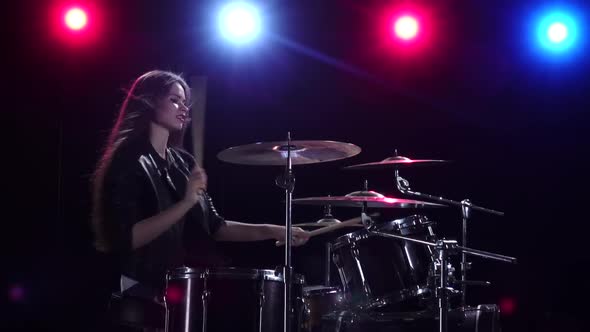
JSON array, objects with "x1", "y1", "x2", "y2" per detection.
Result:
[
  {"x1": 344, "y1": 156, "x2": 448, "y2": 170},
  {"x1": 293, "y1": 221, "x2": 364, "y2": 228},
  {"x1": 217, "y1": 140, "x2": 361, "y2": 165},
  {"x1": 292, "y1": 191, "x2": 445, "y2": 208}
]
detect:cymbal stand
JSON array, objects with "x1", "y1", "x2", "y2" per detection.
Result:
[
  {"x1": 275, "y1": 132, "x2": 295, "y2": 332},
  {"x1": 362, "y1": 214, "x2": 516, "y2": 332},
  {"x1": 394, "y1": 167, "x2": 503, "y2": 307}
]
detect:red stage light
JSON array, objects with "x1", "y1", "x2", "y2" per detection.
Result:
[
  {"x1": 499, "y1": 297, "x2": 517, "y2": 315},
  {"x1": 394, "y1": 15, "x2": 419, "y2": 40},
  {"x1": 65, "y1": 7, "x2": 88, "y2": 31},
  {"x1": 165, "y1": 285, "x2": 184, "y2": 304},
  {"x1": 375, "y1": 2, "x2": 437, "y2": 58},
  {"x1": 49, "y1": 2, "x2": 104, "y2": 47},
  {"x1": 8, "y1": 284, "x2": 25, "y2": 303}
]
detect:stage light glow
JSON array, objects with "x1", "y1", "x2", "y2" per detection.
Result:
[
  {"x1": 50, "y1": 3, "x2": 103, "y2": 46},
  {"x1": 499, "y1": 297, "x2": 517, "y2": 315},
  {"x1": 8, "y1": 284, "x2": 25, "y2": 303},
  {"x1": 65, "y1": 7, "x2": 88, "y2": 31},
  {"x1": 524, "y1": 4, "x2": 587, "y2": 63},
  {"x1": 378, "y1": 3, "x2": 434, "y2": 56},
  {"x1": 547, "y1": 22, "x2": 568, "y2": 43},
  {"x1": 165, "y1": 285, "x2": 183, "y2": 304},
  {"x1": 534, "y1": 9, "x2": 582, "y2": 55},
  {"x1": 394, "y1": 16, "x2": 419, "y2": 40},
  {"x1": 217, "y1": 2, "x2": 262, "y2": 45}
]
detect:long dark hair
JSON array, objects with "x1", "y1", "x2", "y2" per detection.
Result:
[{"x1": 91, "y1": 70, "x2": 191, "y2": 252}]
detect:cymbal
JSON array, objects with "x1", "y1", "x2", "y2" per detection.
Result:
[
  {"x1": 292, "y1": 190, "x2": 445, "y2": 208},
  {"x1": 293, "y1": 221, "x2": 364, "y2": 228},
  {"x1": 344, "y1": 156, "x2": 448, "y2": 170},
  {"x1": 293, "y1": 214, "x2": 343, "y2": 227},
  {"x1": 217, "y1": 140, "x2": 361, "y2": 166},
  {"x1": 293, "y1": 211, "x2": 380, "y2": 228}
]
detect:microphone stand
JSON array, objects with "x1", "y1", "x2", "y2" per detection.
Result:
[
  {"x1": 394, "y1": 167, "x2": 504, "y2": 307},
  {"x1": 361, "y1": 214, "x2": 516, "y2": 332},
  {"x1": 275, "y1": 132, "x2": 295, "y2": 332}
]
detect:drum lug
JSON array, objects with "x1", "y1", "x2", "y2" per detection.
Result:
[
  {"x1": 461, "y1": 261, "x2": 472, "y2": 271},
  {"x1": 300, "y1": 298, "x2": 311, "y2": 332},
  {"x1": 201, "y1": 270, "x2": 210, "y2": 332},
  {"x1": 258, "y1": 291, "x2": 265, "y2": 332},
  {"x1": 201, "y1": 290, "x2": 210, "y2": 332},
  {"x1": 436, "y1": 286, "x2": 460, "y2": 298}
]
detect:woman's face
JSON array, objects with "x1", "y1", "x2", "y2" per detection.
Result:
[{"x1": 152, "y1": 82, "x2": 190, "y2": 132}]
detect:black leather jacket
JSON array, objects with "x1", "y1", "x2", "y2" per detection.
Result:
[{"x1": 102, "y1": 138, "x2": 226, "y2": 289}]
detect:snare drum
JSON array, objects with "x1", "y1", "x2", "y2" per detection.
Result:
[
  {"x1": 331, "y1": 215, "x2": 437, "y2": 310},
  {"x1": 164, "y1": 267, "x2": 304, "y2": 332}
]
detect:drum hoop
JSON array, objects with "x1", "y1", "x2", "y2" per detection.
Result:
[
  {"x1": 330, "y1": 229, "x2": 370, "y2": 249},
  {"x1": 394, "y1": 214, "x2": 432, "y2": 230},
  {"x1": 330, "y1": 215, "x2": 432, "y2": 249},
  {"x1": 166, "y1": 266, "x2": 304, "y2": 283},
  {"x1": 353, "y1": 285, "x2": 432, "y2": 310},
  {"x1": 303, "y1": 286, "x2": 341, "y2": 296}
]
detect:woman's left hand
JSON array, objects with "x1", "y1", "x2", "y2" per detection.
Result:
[{"x1": 273, "y1": 226, "x2": 310, "y2": 247}]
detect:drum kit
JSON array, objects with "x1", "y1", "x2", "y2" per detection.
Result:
[{"x1": 163, "y1": 133, "x2": 517, "y2": 332}]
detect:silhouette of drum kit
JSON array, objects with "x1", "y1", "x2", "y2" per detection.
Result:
[{"x1": 164, "y1": 134, "x2": 517, "y2": 332}]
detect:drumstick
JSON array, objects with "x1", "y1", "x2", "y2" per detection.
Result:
[{"x1": 275, "y1": 212, "x2": 380, "y2": 246}]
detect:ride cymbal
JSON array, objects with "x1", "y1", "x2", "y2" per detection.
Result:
[{"x1": 217, "y1": 140, "x2": 361, "y2": 166}]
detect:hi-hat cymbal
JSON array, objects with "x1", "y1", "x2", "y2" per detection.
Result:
[
  {"x1": 292, "y1": 190, "x2": 445, "y2": 208},
  {"x1": 344, "y1": 156, "x2": 449, "y2": 170},
  {"x1": 217, "y1": 140, "x2": 361, "y2": 166},
  {"x1": 293, "y1": 215, "x2": 344, "y2": 227},
  {"x1": 293, "y1": 221, "x2": 364, "y2": 228}
]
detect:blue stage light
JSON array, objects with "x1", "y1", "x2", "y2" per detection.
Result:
[{"x1": 218, "y1": 2, "x2": 262, "y2": 45}]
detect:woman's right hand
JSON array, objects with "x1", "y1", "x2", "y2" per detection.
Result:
[{"x1": 183, "y1": 164, "x2": 208, "y2": 206}]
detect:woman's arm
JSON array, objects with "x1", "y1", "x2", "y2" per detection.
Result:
[
  {"x1": 130, "y1": 199, "x2": 194, "y2": 249},
  {"x1": 213, "y1": 221, "x2": 309, "y2": 246}
]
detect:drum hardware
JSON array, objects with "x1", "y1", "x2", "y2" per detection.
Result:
[
  {"x1": 346, "y1": 150, "x2": 505, "y2": 308},
  {"x1": 275, "y1": 132, "x2": 296, "y2": 332},
  {"x1": 319, "y1": 303, "x2": 502, "y2": 331},
  {"x1": 258, "y1": 279, "x2": 265, "y2": 332},
  {"x1": 317, "y1": 204, "x2": 340, "y2": 224},
  {"x1": 393, "y1": 158, "x2": 504, "y2": 308},
  {"x1": 216, "y1": 134, "x2": 362, "y2": 332},
  {"x1": 202, "y1": 270, "x2": 210, "y2": 332},
  {"x1": 324, "y1": 242, "x2": 331, "y2": 287},
  {"x1": 361, "y1": 213, "x2": 516, "y2": 332}
]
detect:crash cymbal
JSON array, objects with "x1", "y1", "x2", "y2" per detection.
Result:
[
  {"x1": 217, "y1": 140, "x2": 361, "y2": 166},
  {"x1": 344, "y1": 156, "x2": 449, "y2": 170},
  {"x1": 292, "y1": 190, "x2": 445, "y2": 208}
]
